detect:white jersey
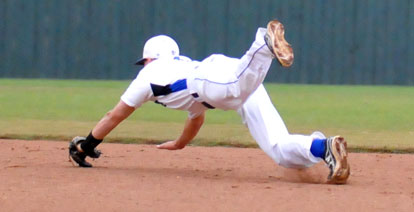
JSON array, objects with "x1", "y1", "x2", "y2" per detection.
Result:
[
  {"x1": 123, "y1": 28, "x2": 274, "y2": 118},
  {"x1": 121, "y1": 57, "x2": 207, "y2": 119}
]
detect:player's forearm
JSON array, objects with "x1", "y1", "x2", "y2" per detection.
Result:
[
  {"x1": 92, "y1": 100, "x2": 135, "y2": 139},
  {"x1": 174, "y1": 113, "x2": 205, "y2": 149},
  {"x1": 92, "y1": 115, "x2": 121, "y2": 139}
]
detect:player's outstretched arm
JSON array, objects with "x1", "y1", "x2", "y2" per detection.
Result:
[
  {"x1": 157, "y1": 111, "x2": 205, "y2": 150},
  {"x1": 92, "y1": 100, "x2": 136, "y2": 139}
]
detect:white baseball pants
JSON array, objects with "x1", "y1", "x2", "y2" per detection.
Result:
[
  {"x1": 237, "y1": 84, "x2": 323, "y2": 169},
  {"x1": 187, "y1": 28, "x2": 273, "y2": 110}
]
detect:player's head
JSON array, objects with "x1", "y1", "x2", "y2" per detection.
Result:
[{"x1": 135, "y1": 35, "x2": 180, "y2": 65}]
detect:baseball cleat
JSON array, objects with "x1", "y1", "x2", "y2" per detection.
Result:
[
  {"x1": 69, "y1": 136, "x2": 93, "y2": 168},
  {"x1": 264, "y1": 20, "x2": 294, "y2": 67},
  {"x1": 324, "y1": 136, "x2": 350, "y2": 184}
]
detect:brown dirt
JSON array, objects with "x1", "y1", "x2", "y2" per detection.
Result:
[{"x1": 1, "y1": 139, "x2": 413, "y2": 212}]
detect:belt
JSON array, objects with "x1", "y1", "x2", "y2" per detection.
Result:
[
  {"x1": 150, "y1": 79, "x2": 215, "y2": 109},
  {"x1": 191, "y1": 93, "x2": 215, "y2": 109}
]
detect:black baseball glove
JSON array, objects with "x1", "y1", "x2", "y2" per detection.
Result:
[{"x1": 68, "y1": 136, "x2": 101, "y2": 167}]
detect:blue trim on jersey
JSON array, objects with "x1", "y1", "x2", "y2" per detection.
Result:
[
  {"x1": 150, "y1": 79, "x2": 215, "y2": 109},
  {"x1": 193, "y1": 44, "x2": 266, "y2": 85},
  {"x1": 170, "y1": 79, "x2": 187, "y2": 92},
  {"x1": 150, "y1": 79, "x2": 187, "y2": 96}
]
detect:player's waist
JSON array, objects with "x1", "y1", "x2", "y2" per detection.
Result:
[
  {"x1": 185, "y1": 78, "x2": 217, "y2": 109},
  {"x1": 152, "y1": 79, "x2": 215, "y2": 109}
]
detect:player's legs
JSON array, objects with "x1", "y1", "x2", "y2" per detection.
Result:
[
  {"x1": 235, "y1": 20, "x2": 293, "y2": 98},
  {"x1": 235, "y1": 28, "x2": 274, "y2": 105},
  {"x1": 237, "y1": 84, "x2": 322, "y2": 169},
  {"x1": 187, "y1": 27, "x2": 273, "y2": 110},
  {"x1": 187, "y1": 21, "x2": 292, "y2": 110}
]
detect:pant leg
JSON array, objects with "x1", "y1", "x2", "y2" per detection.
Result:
[
  {"x1": 236, "y1": 28, "x2": 274, "y2": 101},
  {"x1": 187, "y1": 28, "x2": 274, "y2": 110},
  {"x1": 237, "y1": 84, "x2": 322, "y2": 169}
]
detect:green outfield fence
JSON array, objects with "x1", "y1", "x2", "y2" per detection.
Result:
[{"x1": 1, "y1": 0, "x2": 413, "y2": 85}]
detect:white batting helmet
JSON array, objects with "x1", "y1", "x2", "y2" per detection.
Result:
[{"x1": 135, "y1": 35, "x2": 180, "y2": 65}]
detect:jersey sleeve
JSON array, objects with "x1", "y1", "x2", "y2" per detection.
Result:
[{"x1": 121, "y1": 74, "x2": 152, "y2": 108}]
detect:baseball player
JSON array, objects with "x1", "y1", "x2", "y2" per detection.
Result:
[{"x1": 69, "y1": 20, "x2": 349, "y2": 184}]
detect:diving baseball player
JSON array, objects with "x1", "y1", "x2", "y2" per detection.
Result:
[{"x1": 69, "y1": 20, "x2": 350, "y2": 184}]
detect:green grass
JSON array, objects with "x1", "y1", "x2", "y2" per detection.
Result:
[{"x1": 0, "y1": 78, "x2": 413, "y2": 153}]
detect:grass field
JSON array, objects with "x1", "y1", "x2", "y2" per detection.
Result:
[{"x1": 0, "y1": 78, "x2": 413, "y2": 152}]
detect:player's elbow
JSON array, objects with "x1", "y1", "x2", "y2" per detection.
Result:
[{"x1": 105, "y1": 101, "x2": 135, "y2": 123}]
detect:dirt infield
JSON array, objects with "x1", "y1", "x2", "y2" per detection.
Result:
[{"x1": 1, "y1": 139, "x2": 413, "y2": 212}]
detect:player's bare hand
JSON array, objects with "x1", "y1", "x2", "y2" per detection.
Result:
[{"x1": 156, "y1": 140, "x2": 184, "y2": 150}]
